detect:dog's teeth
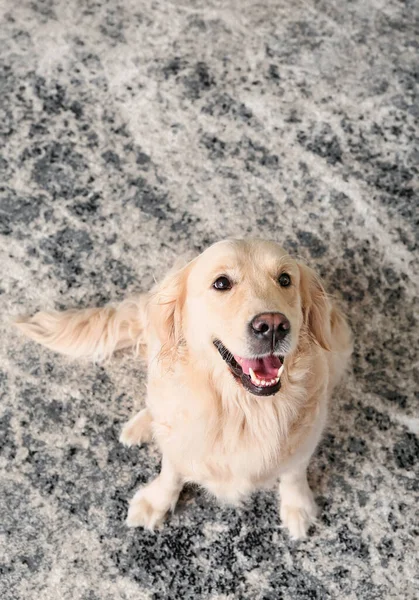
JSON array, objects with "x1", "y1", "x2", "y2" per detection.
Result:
[
  {"x1": 277, "y1": 365, "x2": 284, "y2": 378},
  {"x1": 249, "y1": 368, "x2": 282, "y2": 388},
  {"x1": 249, "y1": 367, "x2": 259, "y2": 385}
]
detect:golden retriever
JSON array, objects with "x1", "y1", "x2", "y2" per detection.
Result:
[{"x1": 16, "y1": 239, "x2": 352, "y2": 539}]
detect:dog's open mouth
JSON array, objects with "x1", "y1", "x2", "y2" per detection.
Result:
[{"x1": 213, "y1": 340, "x2": 284, "y2": 397}]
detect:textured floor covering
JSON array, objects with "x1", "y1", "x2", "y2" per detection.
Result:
[{"x1": 1, "y1": 0, "x2": 418, "y2": 598}]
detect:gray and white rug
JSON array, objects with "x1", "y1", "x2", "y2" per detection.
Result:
[{"x1": 1, "y1": 0, "x2": 418, "y2": 598}]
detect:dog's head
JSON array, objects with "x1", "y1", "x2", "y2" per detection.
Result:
[{"x1": 149, "y1": 239, "x2": 332, "y2": 397}]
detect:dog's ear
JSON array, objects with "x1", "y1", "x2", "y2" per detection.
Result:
[
  {"x1": 298, "y1": 263, "x2": 332, "y2": 351},
  {"x1": 147, "y1": 256, "x2": 196, "y2": 360}
]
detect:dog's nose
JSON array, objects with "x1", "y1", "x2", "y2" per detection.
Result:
[{"x1": 250, "y1": 312, "x2": 290, "y2": 341}]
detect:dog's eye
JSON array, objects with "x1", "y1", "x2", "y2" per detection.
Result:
[
  {"x1": 213, "y1": 276, "x2": 232, "y2": 291},
  {"x1": 278, "y1": 273, "x2": 291, "y2": 287}
]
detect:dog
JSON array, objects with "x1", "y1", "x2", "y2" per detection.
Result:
[{"x1": 16, "y1": 239, "x2": 352, "y2": 539}]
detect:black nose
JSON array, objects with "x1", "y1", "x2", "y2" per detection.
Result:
[{"x1": 250, "y1": 312, "x2": 290, "y2": 342}]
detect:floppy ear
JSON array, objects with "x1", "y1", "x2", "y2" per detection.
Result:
[
  {"x1": 147, "y1": 257, "x2": 195, "y2": 360},
  {"x1": 298, "y1": 263, "x2": 332, "y2": 351}
]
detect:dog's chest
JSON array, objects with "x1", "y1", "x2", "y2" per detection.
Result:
[
  {"x1": 148, "y1": 363, "x2": 303, "y2": 503},
  {"x1": 158, "y1": 399, "x2": 287, "y2": 503},
  {"x1": 201, "y1": 422, "x2": 282, "y2": 503}
]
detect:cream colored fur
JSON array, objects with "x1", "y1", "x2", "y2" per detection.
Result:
[{"x1": 16, "y1": 239, "x2": 352, "y2": 539}]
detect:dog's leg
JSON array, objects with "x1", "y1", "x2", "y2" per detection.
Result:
[
  {"x1": 278, "y1": 467, "x2": 318, "y2": 540},
  {"x1": 119, "y1": 408, "x2": 152, "y2": 447},
  {"x1": 126, "y1": 456, "x2": 182, "y2": 530}
]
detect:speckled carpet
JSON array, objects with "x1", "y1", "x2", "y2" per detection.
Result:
[{"x1": 1, "y1": 0, "x2": 418, "y2": 598}]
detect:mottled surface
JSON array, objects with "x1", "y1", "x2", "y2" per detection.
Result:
[{"x1": 1, "y1": 0, "x2": 418, "y2": 598}]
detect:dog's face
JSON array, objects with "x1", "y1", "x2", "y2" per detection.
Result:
[{"x1": 152, "y1": 239, "x2": 332, "y2": 397}]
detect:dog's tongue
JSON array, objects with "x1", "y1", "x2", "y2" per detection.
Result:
[{"x1": 234, "y1": 354, "x2": 282, "y2": 378}]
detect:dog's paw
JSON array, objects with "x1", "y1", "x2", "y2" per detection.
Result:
[
  {"x1": 119, "y1": 409, "x2": 152, "y2": 447},
  {"x1": 280, "y1": 503, "x2": 318, "y2": 539},
  {"x1": 126, "y1": 489, "x2": 167, "y2": 530},
  {"x1": 279, "y1": 474, "x2": 318, "y2": 540}
]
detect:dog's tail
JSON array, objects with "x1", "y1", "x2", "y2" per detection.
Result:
[{"x1": 15, "y1": 297, "x2": 146, "y2": 361}]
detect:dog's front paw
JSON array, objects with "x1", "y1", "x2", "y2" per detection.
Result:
[
  {"x1": 280, "y1": 502, "x2": 318, "y2": 540},
  {"x1": 279, "y1": 472, "x2": 319, "y2": 540},
  {"x1": 126, "y1": 485, "x2": 173, "y2": 530},
  {"x1": 126, "y1": 491, "x2": 165, "y2": 530},
  {"x1": 120, "y1": 408, "x2": 152, "y2": 447}
]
